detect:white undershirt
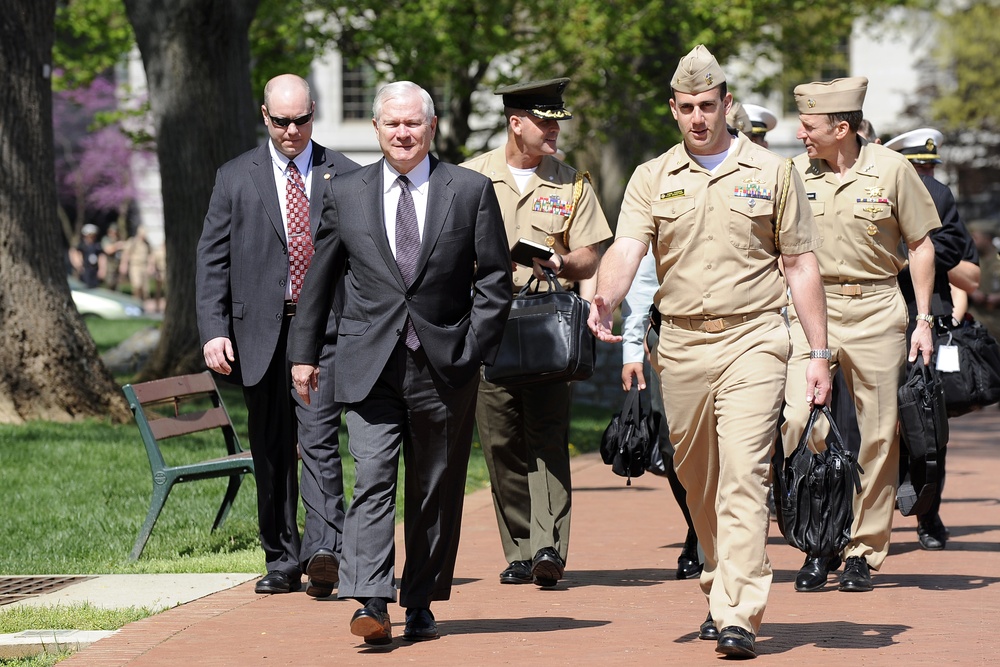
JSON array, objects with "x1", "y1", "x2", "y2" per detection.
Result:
[
  {"x1": 382, "y1": 157, "x2": 431, "y2": 258},
  {"x1": 691, "y1": 135, "x2": 737, "y2": 174},
  {"x1": 508, "y1": 165, "x2": 537, "y2": 193}
]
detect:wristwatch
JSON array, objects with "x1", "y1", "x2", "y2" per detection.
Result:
[
  {"x1": 916, "y1": 313, "x2": 935, "y2": 325},
  {"x1": 809, "y1": 348, "x2": 832, "y2": 360},
  {"x1": 553, "y1": 253, "x2": 564, "y2": 275}
]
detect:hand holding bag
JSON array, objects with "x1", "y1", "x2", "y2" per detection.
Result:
[
  {"x1": 600, "y1": 383, "x2": 655, "y2": 486},
  {"x1": 773, "y1": 404, "x2": 863, "y2": 558},
  {"x1": 896, "y1": 356, "x2": 948, "y2": 516},
  {"x1": 484, "y1": 267, "x2": 596, "y2": 387}
]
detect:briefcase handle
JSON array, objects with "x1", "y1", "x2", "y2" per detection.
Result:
[
  {"x1": 800, "y1": 404, "x2": 863, "y2": 493},
  {"x1": 518, "y1": 267, "x2": 563, "y2": 297}
]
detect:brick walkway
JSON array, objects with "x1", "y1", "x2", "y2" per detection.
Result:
[{"x1": 64, "y1": 409, "x2": 1000, "y2": 665}]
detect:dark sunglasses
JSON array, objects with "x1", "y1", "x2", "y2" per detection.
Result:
[{"x1": 267, "y1": 111, "x2": 313, "y2": 128}]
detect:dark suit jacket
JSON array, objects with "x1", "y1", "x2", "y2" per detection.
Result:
[
  {"x1": 196, "y1": 141, "x2": 359, "y2": 386},
  {"x1": 899, "y1": 174, "x2": 979, "y2": 316},
  {"x1": 288, "y1": 156, "x2": 513, "y2": 403}
]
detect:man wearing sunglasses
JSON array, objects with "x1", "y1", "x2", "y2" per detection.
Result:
[{"x1": 197, "y1": 73, "x2": 359, "y2": 598}]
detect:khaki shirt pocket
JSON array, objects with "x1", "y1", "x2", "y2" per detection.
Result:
[
  {"x1": 653, "y1": 196, "x2": 696, "y2": 249},
  {"x1": 853, "y1": 202, "x2": 893, "y2": 245},
  {"x1": 728, "y1": 196, "x2": 775, "y2": 250}
]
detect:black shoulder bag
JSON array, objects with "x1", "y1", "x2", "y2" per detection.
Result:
[
  {"x1": 600, "y1": 384, "x2": 655, "y2": 486},
  {"x1": 773, "y1": 404, "x2": 863, "y2": 558}
]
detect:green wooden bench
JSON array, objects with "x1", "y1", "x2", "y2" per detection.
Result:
[{"x1": 122, "y1": 372, "x2": 254, "y2": 560}]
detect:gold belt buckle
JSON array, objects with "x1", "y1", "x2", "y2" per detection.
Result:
[
  {"x1": 842, "y1": 284, "x2": 863, "y2": 296},
  {"x1": 703, "y1": 318, "x2": 727, "y2": 333}
]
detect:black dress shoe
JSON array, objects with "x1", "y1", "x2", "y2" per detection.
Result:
[
  {"x1": 254, "y1": 570, "x2": 301, "y2": 594},
  {"x1": 839, "y1": 556, "x2": 873, "y2": 592},
  {"x1": 716, "y1": 626, "x2": 756, "y2": 659},
  {"x1": 305, "y1": 548, "x2": 340, "y2": 598},
  {"x1": 917, "y1": 513, "x2": 948, "y2": 550},
  {"x1": 676, "y1": 529, "x2": 703, "y2": 580},
  {"x1": 500, "y1": 560, "x2": 533, "y2": 585},
  {"x1": 403, "y1": 607, "x2": 438, "y2": 641},
  {"x1": 698, "y1": 613, "x2": 719, "y2": 641},
  {"x1": 531, "y1": 547, "x2": 565, "y2": 587},
  {"x1": 350, "y1": 600, "x2": 392, "y2": 645},
  {"x1": 794, "y1": 554, "x2": 842, "y2": 592}
]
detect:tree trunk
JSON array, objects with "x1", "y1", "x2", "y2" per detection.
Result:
[
  {"x1": 0, "y1": 1, "x2": 130, "y2": 424},
  {"x1": 124, "y1": 0, "x2": 260, "y2": 381}
]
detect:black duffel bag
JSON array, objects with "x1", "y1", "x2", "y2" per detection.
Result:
[
  {"x1": 934, "y1": 318, "x2": 1000, "y2": 417},
  {"x1": 773, "y1": 404, "x2": 863, "y2": 558},
  {"x1": 600, "y1": 383, "x2": 655, "y2": 486},
  {"x1": 484, "y1": 268, "x2": 596, "y2": 387},
  {"x1": 896, "y1": 356, "x2": 948, "y2": 516}
]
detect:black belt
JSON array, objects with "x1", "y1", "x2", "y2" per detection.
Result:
[{"x1": 284, "y1": 301, "x2": 297, "y2": 317}]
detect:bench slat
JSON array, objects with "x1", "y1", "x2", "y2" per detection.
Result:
[
  {"x1": 147, "y1": 406, "x2": 231, "y2": 440},
  {"x1": 130, "y1": 373, "x2": 218, "y2": 404}
]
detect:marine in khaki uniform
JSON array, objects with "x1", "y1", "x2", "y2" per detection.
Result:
[
  {"x1": 589, "y1": 45, "x2": 831, "y2": 660},
  {"x1": 462, "y1": 78, "x2": 611, "y2": 589},
  {"x1": 781, "y1": 77, "x2": 938, "y2": 594}
]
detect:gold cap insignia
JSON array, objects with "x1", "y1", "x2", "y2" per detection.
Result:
[{"x1": 808, "y1": 99, "x2": 816, "y2": 108}]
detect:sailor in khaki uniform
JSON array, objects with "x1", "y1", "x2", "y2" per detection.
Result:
[
  {"x1": 589, "y1": 45, "x2": 830, "y2": 660},
  {"x1": 462, "y1": 79, "x2": 611, "y2": 589},
  {"x1": 781, "y1": 77, "x2": 938, "y2": 594}
]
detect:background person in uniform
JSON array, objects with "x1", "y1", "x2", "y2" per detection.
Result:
[
  {"x1": 197, "y1": 73, "x2": 358, "y2": 598},
  {"x1": 781, "y1": 77, "x2": 938, "y2": 594},
  {"x1": 743, "y1": 103, "x2": 777, "y2": 148},
  {"x1": 588, "y1": 45, "x2": 830, "y2": 660},
  {"x1": 857, "y1": 118, "x2": 881, "y2": 144},
  {"x1": 289, "y1": 81, "x2": 512, "y2": 645},
  {"x1": 462, "y1": 78, "x2": 611, "y2": 589},
  {"x1": 71, "y1": 223, "x2": 105, "y2": 288},
  {"x1": 726, "y1": 100, "x2": 753, "y2": 137},
  {"x1": 620, "y1": 247, "x2": 701, "y2": 580},
  {"x1": 100, "y1": 225, "x2": 124, "y2": 290},
  {"x1": 886, "y1": 127, "x2": 980, "y2": 550},
  {"x1": 120, "y1": 225, "x2": 152, "y2": 302}
]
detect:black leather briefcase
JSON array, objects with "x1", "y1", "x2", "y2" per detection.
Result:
[{"x1": 484, "y1": 268, "x2": 596, "y2": 387}]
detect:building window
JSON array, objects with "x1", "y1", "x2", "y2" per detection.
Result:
[{"x1": 342, "y1": 61, "x2": 377, "y2": 121}]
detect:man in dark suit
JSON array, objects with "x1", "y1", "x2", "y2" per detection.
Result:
[
  {"x1": 289, "y1": 81, "x2": 512, "y2": 645},
  {"x1": 196, "y1": 74, "x2": 359, "y2": 597},
  {"x1": 886, "y1": 127, "x2": 980, "y2": 550}
]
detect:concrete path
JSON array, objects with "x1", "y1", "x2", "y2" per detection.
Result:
[{"x1": 53, "y1": 408, "x2": 1000, "y2": 665}]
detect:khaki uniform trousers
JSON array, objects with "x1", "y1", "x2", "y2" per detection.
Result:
[
  {"x1": 476, "y1": 378, "x2": 573, "y2": 564},
  {"x1": 653, "y1": 312, "x2": 788, "y2": 634},
  {"x1": 782, "y1": 286, "x2": 908, "y2": 570}
]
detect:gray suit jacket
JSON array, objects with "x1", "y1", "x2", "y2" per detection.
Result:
[
  {"x1": 196, "y1": 141, "x2": 359, "y2": 386},
  {"x1": 288, "y1": 156, "x2": 513, "y2": 403}
]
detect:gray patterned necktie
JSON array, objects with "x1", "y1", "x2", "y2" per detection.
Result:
[{"x1": 395, "y1": 175, "x2": 421, "y2": 350}]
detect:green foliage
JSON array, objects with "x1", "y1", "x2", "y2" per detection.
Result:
[
  {"x1": 249, "y1": 0, "x2": 328, "y2": 104},
  {"x1": 0, "y1": 654, "x2": 68, "y2": 667},
  {"x1": 932, "y1": 1, "x2": 1000, "y2": 132},
  {"x1": 53, "y1": 0, "x2": 134, "y2": 90}
]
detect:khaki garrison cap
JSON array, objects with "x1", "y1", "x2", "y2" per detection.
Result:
[
  {"x1": 885, "y1": 128, "x2": 944, "y2": 164},
  {"x1": 671, "y1": 45, "x2": 726, "y2": 94},
  {"x1": 495, "y1": 78, "x2": 573, "y2": 120},
  {"x1": 726, "y1": 101, "x2": 753, "y2": 135},
  {"x1": 794, "y1": 76, "x2": 868, "y2": 114}
]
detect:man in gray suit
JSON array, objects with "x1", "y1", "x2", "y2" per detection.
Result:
[
  {"x1": 197, "y1": 74, "x2": 358, "y2": 597},
  {"x1": 289, "y1": 81, "x2": 512, "y2": 645}
]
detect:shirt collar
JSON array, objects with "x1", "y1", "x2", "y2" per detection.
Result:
[
  {"x1": 268, "y1": 141, "x2": 313, "y2": 176},
  {"x1": 382, "y1": 156, "x2": 431, "y2": 194}
]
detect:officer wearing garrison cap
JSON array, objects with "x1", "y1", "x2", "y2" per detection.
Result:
[
  {"x1": 589, "y1": 45, "x2": 830, "y2": 659},
  {"x1": 462, "y1": 78, "x2": 611, "y2": 590},
  {"x1": 886, "y1": 127, "x2": 980, "y2": 552},
  {"x1": 781, "y1": 77, "x2": 939, "y2": 595},
  {"x1": 726, "y1": 100, "x2": 753, "y2": 137}
]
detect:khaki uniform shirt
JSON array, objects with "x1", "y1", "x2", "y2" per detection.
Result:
[
  {"x1": 462, "y1": 147, "x2": 612, "y2": 291},
  {"x1": 616, "y1": 134, "x2": 821, "y2": 317},
  {"x1": 794, "y1": 140, "x2": 939, "y2": 283}
]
